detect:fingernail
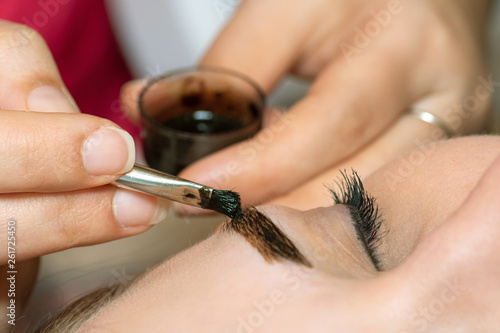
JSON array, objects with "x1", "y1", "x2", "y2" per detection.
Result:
[
  {"x1": 113, "y1": 188, "x2": 170, "y2": 228},
  {"x1": 28, "y1": 85, "x2": 78, "y2": 113},
  {"x1": 82, "y1": 127, "x2": 135, "y2": 176}
]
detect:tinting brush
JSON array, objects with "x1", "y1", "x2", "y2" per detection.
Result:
[{"x1": 115, "y1": 164, "x2": 242, "y2": 219}]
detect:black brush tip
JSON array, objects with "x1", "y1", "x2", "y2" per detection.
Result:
[{"x1": 206, "y1": 189, "x2": 242, "y2": 218}]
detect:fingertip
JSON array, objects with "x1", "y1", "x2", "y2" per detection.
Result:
[
  {"x1": 178, "y1": 149, "x2": 237, "y2": 190},
  {"x1": 120, "y1": 79, "x2": 148, "y2": 124},
  {"x1": 82, "y1": 126, "x2": 136, "y2": 176},
  {"x1": 113, "y1": 188, "x2": 170, "y2": 229},
  {"x1": 150, "y1": 198, "x2": 171, "y2": 225}
]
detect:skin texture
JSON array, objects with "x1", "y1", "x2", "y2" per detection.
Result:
[
  {"x1": 76, "y1": 136, "x2": 500, "y2": 332},
  {"x1": 121, "y1": 0, "x2": 492, "y2": 213}
]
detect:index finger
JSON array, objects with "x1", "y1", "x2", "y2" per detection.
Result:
[{"x1": 0, "y1": 110, "x2": 135, "y2": 193}]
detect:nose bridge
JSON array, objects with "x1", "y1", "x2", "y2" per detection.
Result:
[
  {"x1": 304, "y1": 205, "x2": 348, "y2": 220},
  {"x1": 304, "y1": 204, "x2": 380, "y2": 277},
  {"x1": 256, "y1": 204, "x2": 304, "y2": 229},
  {"x1": 302, "y1": 205, "x2": 351, "y2": 259}
]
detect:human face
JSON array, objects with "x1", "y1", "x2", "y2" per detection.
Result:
[{"x1": 81, "y1": 136, "x2": 500, "y2": 332}]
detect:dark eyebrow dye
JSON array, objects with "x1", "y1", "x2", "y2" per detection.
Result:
[{"x1": 222, "y1": 208, "x2": 311, "y2": 267}]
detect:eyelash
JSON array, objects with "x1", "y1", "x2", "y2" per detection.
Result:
[{"x1": 329, "y1": 169, "x2": 384, "y2": 269}]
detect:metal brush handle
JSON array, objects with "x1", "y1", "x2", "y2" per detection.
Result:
[{"x1": 115, "y1": 164, "x2": 204, "y2": 206}]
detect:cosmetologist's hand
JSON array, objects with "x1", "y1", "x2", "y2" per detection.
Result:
[
  {"x1": 122, "y1": 0, "x2": 492, "y2": 212},
  {"x1": 0, "y1": 20, "x2": 168, "y2": 264}
]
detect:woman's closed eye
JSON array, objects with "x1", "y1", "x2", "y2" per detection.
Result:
[
  {"x1": 329, "y1": 169, "x2": 385, "y2": 270},
  {"x1": 219, "y1": 169, "x2": 386, "y2": 275}
]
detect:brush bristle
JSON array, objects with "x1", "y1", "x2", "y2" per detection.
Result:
[{"x1": 207, "y1": 190, "x2": 242, "y2": 218}]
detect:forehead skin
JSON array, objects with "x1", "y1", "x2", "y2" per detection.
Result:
[{"x1": 365, "y1": 136, "x2": 500, "y2": 270}]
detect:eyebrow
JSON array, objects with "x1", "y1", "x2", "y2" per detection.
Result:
[{"x1": 220, "y1": 207, "x2": 311, "y2": 267}]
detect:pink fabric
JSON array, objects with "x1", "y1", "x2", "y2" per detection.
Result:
[{"x1": 1, "y1": 0, "x2": 139, "y2": 137}]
